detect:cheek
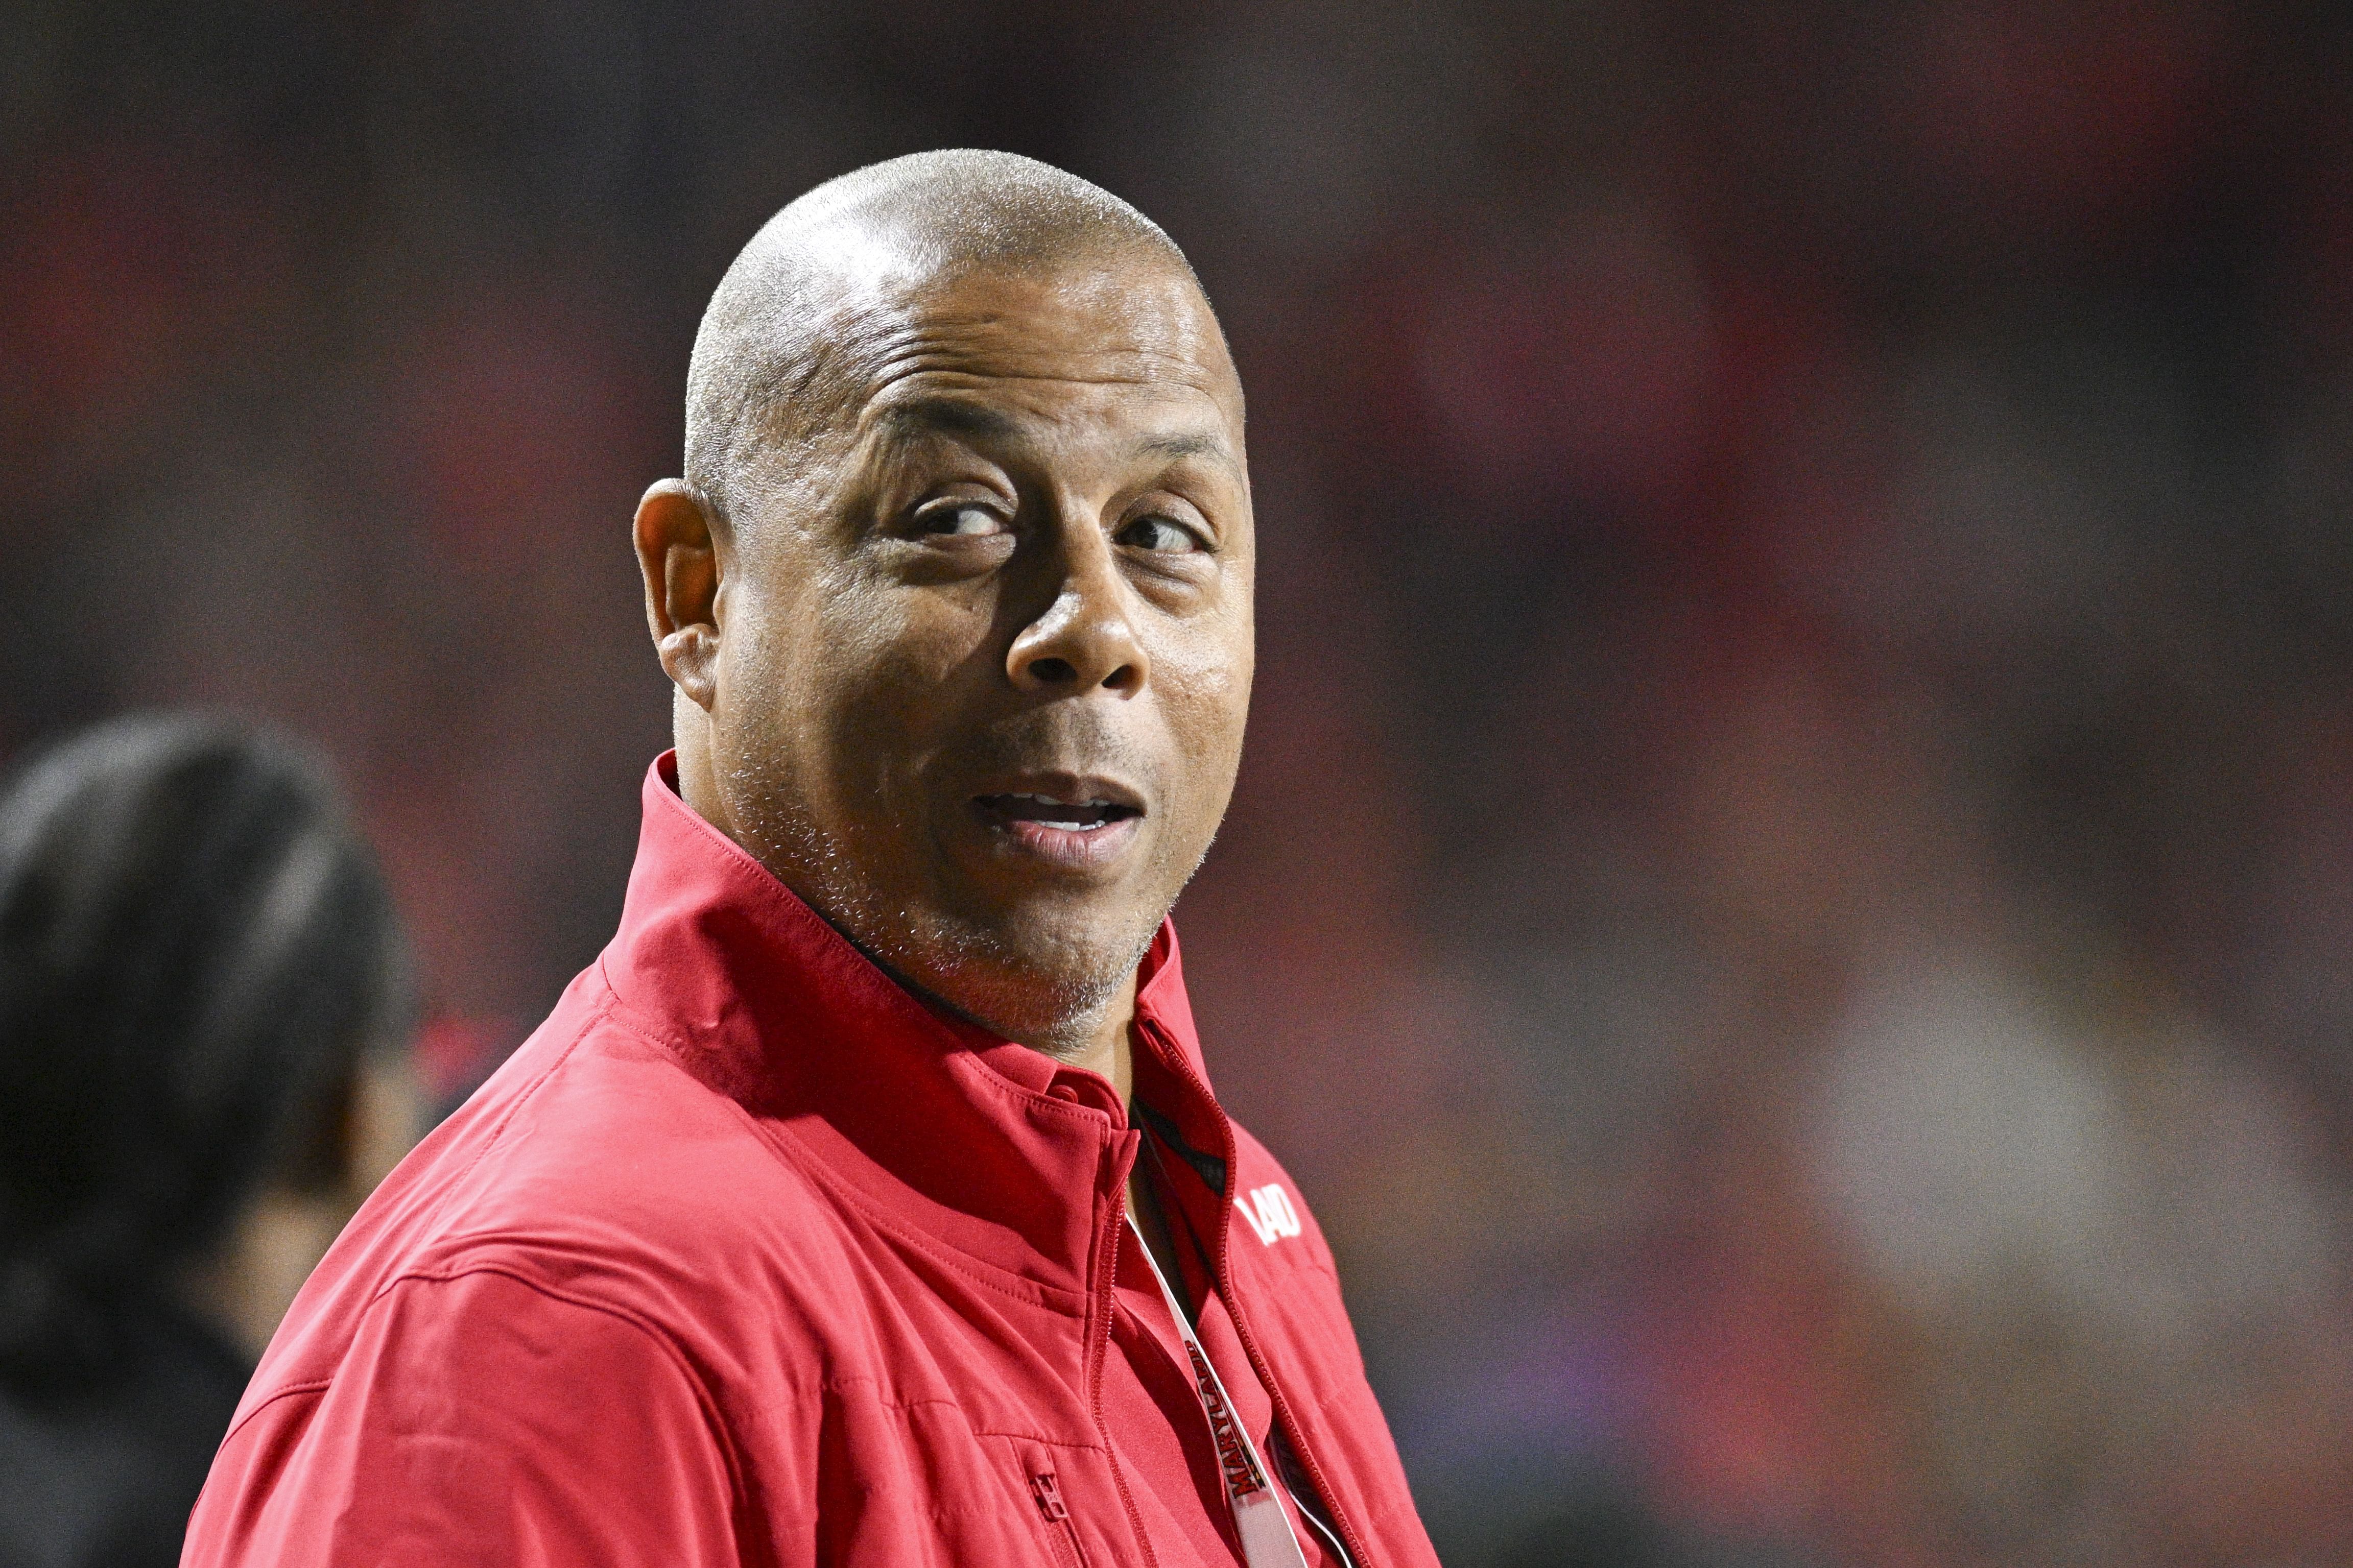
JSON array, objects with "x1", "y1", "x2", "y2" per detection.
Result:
[
  {"x1": 710, "y1": 577, "x2": 886, "y2": 771},
  {"x1": 1154, "y1": 604, "x2": 1253, "y2": 713},
  {"x1": 1151, "y1": 629, "x2": 1253, "y2": 801},
  {"x1": 803, "y1": 584, "x2": 1004, "y2": 775}
]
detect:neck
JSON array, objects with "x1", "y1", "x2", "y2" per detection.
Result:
[{"x1": 1025, "y1": 969, "x2": 1140, "y2": 1105}]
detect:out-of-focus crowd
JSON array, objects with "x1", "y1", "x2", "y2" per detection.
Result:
[{"x1": 5, "y1": 2, "x2": 2353, "y2": 1563}]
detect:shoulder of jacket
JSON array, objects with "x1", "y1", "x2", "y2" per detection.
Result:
[
  {"x1": 353, "y1": 995, "x2": 853, "y2": 1321},
  {"x1": 1218, "y1": 1119, "x2": 1341, "y2": 1275}
]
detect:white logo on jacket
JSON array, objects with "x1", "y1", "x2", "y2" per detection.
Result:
[{"x1": 1236, "y1": 1183, "x2": 1301, "y2": 1245}]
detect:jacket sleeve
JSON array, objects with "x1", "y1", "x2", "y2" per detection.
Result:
[{"x1": 183, "y1": 1268, "x2": 743, "y2": 1567}]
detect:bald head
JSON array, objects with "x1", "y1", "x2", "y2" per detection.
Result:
[{"x1": 685, "y1": 150, "x2": 1205, "y2": 519}]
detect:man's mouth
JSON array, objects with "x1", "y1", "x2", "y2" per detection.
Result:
[
  {"x1": 975, "y1": 792, "x2": 1142, "y2": 832},
  {"x1": 970, "y1": 786, "x2": 1146, "y2": 866}
]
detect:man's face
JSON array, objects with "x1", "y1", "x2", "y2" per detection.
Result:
[{"x1": 695, "y1": 254, "x2": 1253, "y2": 1043}]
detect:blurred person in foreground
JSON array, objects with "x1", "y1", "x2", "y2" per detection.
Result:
[
  {"x1": 0, "y1": 716, "x2": 416, "y2": 1568},
  {"x1": 183, "y1": 150, "x2": 1437, "y2": 1568}
]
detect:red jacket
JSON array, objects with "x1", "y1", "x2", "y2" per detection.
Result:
[{"x1": 182, "y1": 758, "x2": 1438, "y2": 1567}]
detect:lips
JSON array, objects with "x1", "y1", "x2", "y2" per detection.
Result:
[
  {"x1": 975, "y1": 791, "x2": 1140, "y2": 831},
  {"x1": 970, "y1": 783, "x2": 1146, "y2": 867}
]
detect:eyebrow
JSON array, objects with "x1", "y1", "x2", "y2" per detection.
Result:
[
  {"x1": 1135, "y1": 429, "x2": 1242, "y2": 479},
  {"x1": 871, "y1": 397, "x2": 1021, "y2": 442},
  {"x1": 1135, "y1": 430, "x2": 1224, "y2": 461},
  {"x1": 869, "y1": 395, "x2": 1240, "y2": 477}
]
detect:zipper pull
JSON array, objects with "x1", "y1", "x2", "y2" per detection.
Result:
[{"x1": 1030, "y1": 1470, "x2": 1070, "y2": 1523}]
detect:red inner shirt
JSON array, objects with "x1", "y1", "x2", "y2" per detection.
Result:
[
  {"x1": 1042, "y1": 1063, "x2": 1339, "y2": 1567},
  {"x1": 1114, "y1": 1233, "x2": 1341, "y2": 1566}
]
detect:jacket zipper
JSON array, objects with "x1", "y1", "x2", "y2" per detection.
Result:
[
  {"x1": 1030, "y1": 1468, "x2": 1092, "y2": 1568},
  {"x1": 1139, "y1": 1017, "x2": 1377, "y2": 1568},
  {"x1": 1089, "y1": 1123, "x2": 1163, "y2": 1568}
]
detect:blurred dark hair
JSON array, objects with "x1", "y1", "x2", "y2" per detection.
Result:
[{"x1": 0, "y1": 715, "x2": 412, "y2": 1393}]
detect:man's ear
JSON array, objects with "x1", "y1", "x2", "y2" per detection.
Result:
[{"x1": 635, "y1": 479, "x2": 723, "y2": 711}]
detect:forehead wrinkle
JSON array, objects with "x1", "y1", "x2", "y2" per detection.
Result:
[
  {"x1": 861, "y1": 323, "x2": 1232, "y2": 389},
  {"x1": 842, "y1": 291, "x2": 1239, "y2": 420},
  {"x1": 851, "y1": 368, "x2": 1238, "y2": 480}
]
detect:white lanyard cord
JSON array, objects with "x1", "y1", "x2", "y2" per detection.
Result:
[
  {"x1": 1125, "y1": 1212, "x2": 1314, "y2": 1568},
  {"x1": 1279, "y1": 1442, "x2": 1358, "y2": 1568}
]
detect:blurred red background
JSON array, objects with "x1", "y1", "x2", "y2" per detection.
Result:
[{"x1": 7, "y1": 3, "x2": 2353, "y2": 1562}]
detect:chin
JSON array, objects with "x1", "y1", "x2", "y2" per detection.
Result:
[
  {"x1": 752, "y1": 799, "x2": 1184, "y2": 1050},
  {"x1": 889, "y1": 903, "x2": 1163, "y2": 1050}
]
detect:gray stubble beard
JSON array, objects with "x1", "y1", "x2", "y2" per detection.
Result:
[{"x1": 722, "y1": 756, "x2": 1201, "y2": 1060}]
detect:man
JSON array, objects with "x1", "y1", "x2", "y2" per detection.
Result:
[{"x1": 183, "y1": 150, "x2": 1439, "y2": 1568}]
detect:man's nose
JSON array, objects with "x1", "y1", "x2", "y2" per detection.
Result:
[{"x1": 1006, "y1": 528, "x2": 1149, "y2": 696}]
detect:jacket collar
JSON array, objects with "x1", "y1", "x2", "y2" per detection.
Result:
[{"x1": 596, "y1": 754, "x2": 1214, "y2": 1298}]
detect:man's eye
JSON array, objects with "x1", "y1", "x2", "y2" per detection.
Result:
[
  {"x1": 920, "y1": 504, "x2": 1007, "y2": 538},
  {"x1": 1117, "y1": 515, "x2": 1201, "y2": 553}
]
